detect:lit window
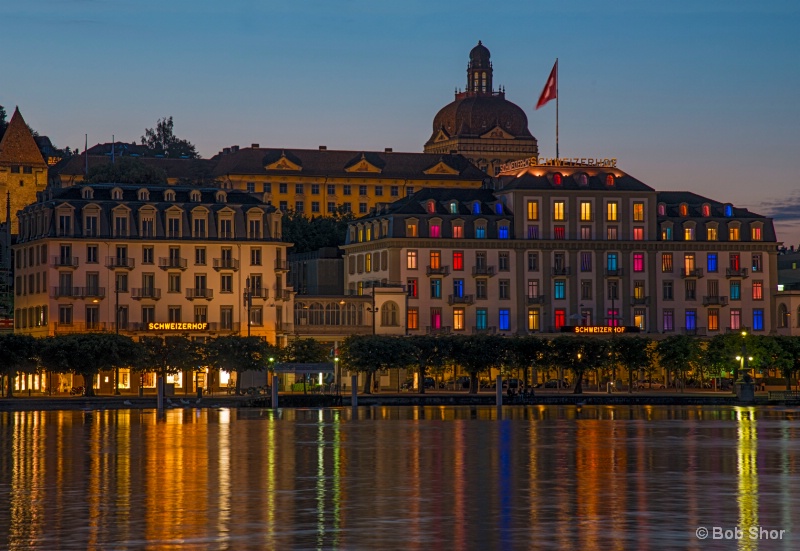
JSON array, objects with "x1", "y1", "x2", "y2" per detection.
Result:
[
  {"x1": 499, "y1": 309, "x2": 510, "y2": 330},
  {"x1": 554, "y1": 280, "x2": 566, "y2": 300},
  {"x1": 753, "y1": 309, "x2": 764, "y2": 331},
  {"x1": 663, "y1": 310, "x2": 674, "y2": 332},
  {"x1": 475, "y1": 226, "x2": 486, "y2": 239},
  {"x1": 407, "y1": 308, "x2": 419, "y2": 330},
  {"x1": 633, "y1": 202, "x2": 644, "y2": 222},
  {"x1": 527, "y1": 226, "x2": 539, "y2": 239},
  {"x1": 751, "y1": 226, "x2": 762, "y2": 241},
  {"x1": 495, "y1": 203, "x2": 503, "y2": 214},
  {"x1": 449, "y1": 202, "x2": 458, "y2": 214},
  {"x1": 407, "y1": 250, "x2": 417, "y2": 269},
  {"x1": 553, "y1": 173, "x2": 563, "y2": 186},
  {"x1": 554, "y1": 226, "x2": 565, "y2": 239},
  {"x1": 730, "y1": 281, "x2": 741, "y2": 300},
  {"x1": 658, "y1": 204, "x2": 666, "y2": 216},
  {"x1": 527, "y1": 201, "x2": 539, "y2": 221},
  {"x1": 724, "y1": 205, "x2": 733, "y2": 217},
  {"x1": 606, "y1": 202, "x2": 618, "y2": 222},
  {"x1": 680, "y1": 204, "x2": 688, "y2": 216},
  {"x1": 708, "y1": 309, "x2": 719, "y2": 331},
  {"x1": 554, "y1": 309, "x2": 566, "y2": 329},
  {"x1": 752, "y1": 281, "x2": 763, "y2": 300},
  {"x1": 729, "y1": 226, "x2": 740, "y2": 241},
  {"x1": 452, "y1": 224, "x2": 464, "y2": 238},
  {"x1": 407, "y1": 278, "x2": 418, "y2": 298},
  {"x1": 453, "y1": 251, "x2": 464, "y2": 271},
  {"x1": 453, "y1": 308, "x2": 465, "y2": 331},
  {"x1": 707, "y1": 226, "x2": 718, "y2": 241},
  {"x1": 429, "y1": 251, "x2": 441, "y2": 269},
  {"x1": 605, "y1": 174, "x2": 615, "y2": 187},
  {"x1": 702, "y1": 204, "x2": 711, "y2": 217},
  {"x1": 730, "y1": 309, "x2": 741, "y2": 330},
  {"x1": 498, "y1": 226, "x2": 509, "y2": 239},
  {"x1": 661, "y1": 226, "x2": 673, "y2": 240},
  {"x1": 406, "y1": 222, "x2": 417, "y2": 237},
  {"x1": 580, "y1": 201, "x2": 592, "y2": 221},
  {"x1": 527, "y1": 309, "x2": 540, "y2": 331},
  {"x1": 365, "y1": 253, "x2": 371, "y2": 273},
  {"x1": 685, "y1": 310, "x2": 697, "y2": 331},
  {"x1": 684, "y1": 227, "x2": 695, "y2": 240},
  {"x1": 553, "y1": 201, "x2": 565, "y2": 221},
  {"x1": 633, "y1": 253, "x2": 644, "y2": 272},
  {"x1": 472, "y1": 202, "x2": 481, "y2": 214},
  {"x1": 475, "y1": 308, "x2": 488, "y2": 330},
  {"x1": 430, "y1": 224, "x2": 441, "y2": 238},
  {"x1": 661, "y1": 253, "x2": 673, "y2": 272},
  {"x1": 633, "y1": 227, "x2": 644, "y2": 240},
  {"x1": 427, "y1": 201, "x2": 436, "y2": 214}
]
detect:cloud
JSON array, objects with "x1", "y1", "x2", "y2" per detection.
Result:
[{"x1": 760, "y1": 193, "x2": 800, "y2": 221}]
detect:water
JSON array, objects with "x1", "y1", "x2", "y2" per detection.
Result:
[{"x1": 1, "y1": 405, "x2": 799, "y2": 550}]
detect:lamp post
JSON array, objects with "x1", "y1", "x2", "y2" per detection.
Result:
[
  {"x1": 114, "y1": 279, "x2": 121, "y2": 395},
  {"x1": 734, "y1": 330, "x2": 747, "y2": 381},
  {"x1": 244, "y1": 277, "x2": 252, "y2": 337}
]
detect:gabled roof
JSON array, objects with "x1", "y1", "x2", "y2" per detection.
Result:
[{"x1": 0, "y1": 108, "x2": 47, "y2": 166}]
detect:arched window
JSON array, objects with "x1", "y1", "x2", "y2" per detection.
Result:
[
  {"x1": 343, "y1": 303, "x2": 360, "y2": 326},
  {"x1": 679, "y1": 204, "x2": 688, "y2": 217},
  {"x1": 495, "y1": 203, "x2": 503, "y2": 214},
  {"x1": 427, "y1": 200, "x2": 436, "y2": 214},
  {"x1": 702, "y1": 204, "x2": 711, "y2": 217},
  {"x1": 325, "y1": 303, "x2": 341, "y2": 325},
  {"x1": 724, "y1": 204, "x2": 733, "y2": 217},
  {"x1": 472, "y1": 202, "x2": 481, "y2": 215},
  {"x1": 81, "y1": 187, "x2": 93, "y2": 199},
  {"x1": 606, "y1": 174, "x2": 615, "y2": 187},
  {"x1": 190, "y1": 190, "x2": 201, "y2": 202},
  {"x1": 578, "y1": 174, "x2": 588, "y2": 187},
  {"x1": 164, "y1": 190, "x2": 176, "y2": 202},
  {"x1": 309, "y1": 303, "x2": 324, "y2": 325},
  {"x1": 294, "y1": 302, "x2": 307, "y2": 325},
  {"x1": 658, "y1": 203, "x2": 666, "y2": 216},
  {"x1": 778, "y1": 304, "x2": 789, "y2": 328},
  {"x1": 553, "y1": 173, "x2": 563, "y2": 186},
  {"x1": 381, "y1": 301, "x2": 399, "y2": 326},
  {"x1": 111, "y1": 187, "x2": 123, "y2": 200}
]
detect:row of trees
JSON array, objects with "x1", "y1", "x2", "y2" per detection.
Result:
[
  {"x1": 0, "y1": 333, "x2": 330, "y2": 398},
  {"x1": 340, "y1": 332, "x2": 800, "y2": 394}
]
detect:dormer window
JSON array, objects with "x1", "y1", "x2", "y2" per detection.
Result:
[
  {"x1": 406, "y1": 220, "x2": 418, "y2": 237},
  {"x1": 553, "y1": 173, "x2": 563, "y2": 186},
  {"x1": 724, "y1": 204, "x2": 733, "y2": 217},
  {"x1": 679, "y1": 203, "x2": 689, "y2": 217},
  {"x1": 606, "y1": 174, "x2": 615, "y2": 187},
  {"x1": 81, "y1": 187, "x2": 93, "y2": 200},
  {"x1": 495, "y1": 203, "x2": 503, "y2": 214},
  {"x1": 702, "y1": 204, "x2": 711, "y2": 217},
  {"x1": 658, "y1": 203, "x2": 666, "y2": 216},
  {"x1": 751, "y1": 223, "x2": 763, "y2": 241},
  {"x1": 578, "y1": 173, "x2": 588, "y2": 187},
  {"x1": 683, "y1": 221, "x2": 696, "y2": 241},
  {"x1": 190, "y1": 190, "x2": 201, "y2": 202},
  {"x1": 216, "y1": 191, "x2": 227, "y2": 203},
  {"x1": 498, "y1": 223, "x2": 510, "y2": 239},
  {"x1": 475, "y1": 222, "x2": 487, "y2": 239},
  {"x1": 449, "y1": 202, "x2": 458, "y2": 214},
  {"x1": 728, "y1": 222, "x2": 741, "y2": 241},
  {"x1": 472, "y1": 202, "x2": 481, "y2": 215},
  {"x1": 452, "y1": 220, "x2": 464, "y2": 239},
  {"x1": 164, "y1": 190, "x2": 176, "y2": 202},
  {"x1": 426, "y1": 200, "x2": 436, "y2": 214},
  {"x1": 138, "y1": 189, "x2": 150, "y2": 201},
  {"x1": 111, "y1": 187, "x2": 123, "y2": 200}
]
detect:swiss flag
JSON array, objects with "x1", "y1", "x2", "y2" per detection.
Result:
[{"x1": 536, "y1": 60, "x2": 558, "y2": 109}]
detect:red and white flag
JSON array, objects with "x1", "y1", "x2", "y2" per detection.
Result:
[{"x1": 536, "y1": 59, "x2": 558, "y2": 109}]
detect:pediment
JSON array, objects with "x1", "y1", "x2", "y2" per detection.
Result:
[
  {"x1": 265, "y1": 155, "x2": 302, "y2": 171},
  {"x1": 480, "y1": 125, "x2": 515, "y2": 139},
  {"x1": 423, "y1": 161, "x2": 460, "y2": 175},
  {"x1": 433, "y1": 128, "x2": 450, "y2": 143},
  {"x1": 345, "y1": 158, "x2": 383, "y2": 173}
]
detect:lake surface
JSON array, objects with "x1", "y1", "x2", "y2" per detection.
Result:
[{"x1": 1, "y1": 405, "x2": 799, "y2": 550}]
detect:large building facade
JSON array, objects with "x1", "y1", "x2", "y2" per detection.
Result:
[{"x1": 342, "y1": 162, "x2": 779, "y2": 337}]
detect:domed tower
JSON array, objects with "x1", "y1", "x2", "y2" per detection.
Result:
[{"x1": 424, "y1": 42, "x2": 538, "y2": 176}]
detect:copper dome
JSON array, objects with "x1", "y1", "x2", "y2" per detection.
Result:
[{"x1": 428, "y1": 93, "x2": 533, "y2": 141}]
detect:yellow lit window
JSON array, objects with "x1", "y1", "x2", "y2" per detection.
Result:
[
  {"x1": 707, "y1": 227, "x2": 718, "y2": 241},
  {"x1": 407, "y1": 308, "x2": 419, "y2": 330},
  {"x1": 407, "y1": 250, "x2": 417, "y2": 269},
  {"x1": 751, "y1": 226, "x2": 762, "y2": 241},
  {"x1": 633, "y1": 202, "x2": 644, "y2": 222},
  {"x1": 429, "y1": 251, "x2": 441, "y2": 269},
  {"x1": 406, "y1": 223, "x2": 417, "y2": 237},
  {"x1": 527, "y1": 308, "x2": 540, "y2": 331},
  {"x1": 729, "y1": 226, "x2": 740, "y2": 241},
  {"x1": 684, "y1": 227, "x2": 695, "y2": 240},
  {"x1": 553, "y1": 201, "x2": 565, "y2": 221},
  {"x1": 580, "y1": 201, "x2": 592, "y2": 221},
  {"x1": 606, "y1": 202, "x2": 618, "y2": 222},
  {"x1": 365, "y1": 227, "x2": 372, "y2": 241},
  {"x1": 453, "y1": 308, "x2": 464, "y2": 330},
  {"x1": 527, "y1": 201, "x2": 539, "y2": 221},
  {"x1": 365, "y1": 253, "x2": 371, "y2": 273},
  {"x1": 357, "y1": 228, "x2": 363, "y2": 242}
]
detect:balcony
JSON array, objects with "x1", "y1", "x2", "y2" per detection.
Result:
[
  {"x1": 131, "y1": 288, "x2": 162, "y2": 300},
  {"x1": 682, "y1": 327, "x2": 707, "y2": 336},
  {"x1": 51, "y1": 256, "x2": 79, "y2": 269},
  {"x1": 604, "y1": 268, "x2": 624, "y2": 277},
  {"x1": 274, "y1": 289, "x2": 292, "y2": 301},
  {"x1": 274, "y1": 260, "x2": 290, "y2": 272},
  {"x1": 51, "y1": 286, "x2": 82, "y2": 299},
  {"x1": 159, "y1": 257, "x2": 188, "y2": 270},
  {"x1": 425, "y1": 326, "x2": 452, "y2": 335},
  {"x1": 703, "y1": 295, "x2": 729, "y2": 306},
  {"x1": 726, "y1": 268, "x2": 749, "y2": 278},
  {"x1": 186, "y1": 288, "x2": 214, "y2": 301},
  {"x1": 52, "y1": 322, "x2": 113, "y2": 334},
  {"x1": 105, "y1": 256, "x2": 136, "y2": 270},
  {"x1": 681, "y1": 268, "x2": 704, "y2": 279},
  {"x1": 472, "y1": 326, "x2": 497, "y2": 335},
  {"x1": 448, "y1": 294, "x2": 474, "y2": 305},
  {"x1": 83, "y1": 287, "x2": 106, "y2": 300},
  {"x1": 246, "y1": 288, "x2": 270, "y2": 300},
  {"x1": 426, "y1": 265, "x2": 450, "y2": 276},
  {"x1": 551, "y1": 267, "x2": 571, "y2": 276},
  {"x1": 631, "y1": 296, "x2": 650, "y2": 306},
  {"x1": 526, "y1": 294, "x2": 547, "y2": 305},
  {"x1": 471, "y1": 266, "x2": 496, "y2": 277},
  {"x1": 213, "y1": 258, "x2": 240, "y2": 271}
]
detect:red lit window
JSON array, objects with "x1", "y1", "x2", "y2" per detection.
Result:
[
  {"x1": 453, "y1": 251, "x2": 464, "y2": 271},
  {"x1": 407, "y1": 278, "x2": 418, "y2": 298},
  {"x1": 430, "y1": 224, "x2": 441, "y2": 238},
  {"x1": 730, "y1": 254, "x2": 740, "y2": 271},
  {"x1": 553, "y1": 226, "x2": 565, "y2": 239},
  {"x1": 608, "y1": 309, "x2": 620, "y2": 326},
  {"x1": 553, "y1": 173, "x2": 563, "y2": 186},
  {"x1": 680, "y1": 204, "x2": 688, "y2": 216},
  {"x1": 606, "y1": 174, "x2": 615, "y2": 186},
  {"x1": 554, "y1": 309, "x2": 566, "y2": 330},
  {"x1": 702, "y1": 204, "x2": 711, "y2": 217},
  {"x1": 430, "y1": 308, "x2": 442, "y2": 329}
]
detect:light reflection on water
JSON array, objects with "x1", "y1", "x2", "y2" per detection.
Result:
[{"x1": 0, "y1": 406, "x2": 799, "y2": 550}]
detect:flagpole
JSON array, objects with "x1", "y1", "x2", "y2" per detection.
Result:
[
  {"x1": 84, "y1": 134, "x2": 88, "y2": 176},
  {"x1": 555, "y1": 58, "x2": 559, "y2": 160}
]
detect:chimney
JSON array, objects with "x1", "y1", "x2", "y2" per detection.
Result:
[
  {"x1": 231, "y1": 145, "x2": 239, "y2": 153},
  {"x1": 223, "y1": 147, "x2": 231, "y2": 155},
  {"x1": 384, "y1": 148, "x2": 393, "y2": 153},
  {"x1": 319, "y1": 145, "x2": 327, "y2": 150},
  {"x1": 251, "y1": 143, "x2": 260, "y2": 149}
]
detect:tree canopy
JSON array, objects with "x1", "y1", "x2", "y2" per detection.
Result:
[
  {"x1": 281, "y1": 208, "x2": 355, "y2": 253},
  {"x1": 85, "y1": 156, "x2": 168, "y2": 185},
  {"x1": 140, "y1": 116, "x2": 199, "y2": 159}
]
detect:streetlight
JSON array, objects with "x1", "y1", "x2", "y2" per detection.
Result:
[
  {"x1": 244, "y1": 277, "x2": 253, "y2": 337},
  {"x1": 114, "y1": 279, "x2": 121, "y2": 395},
  {"x1": 734, "y1": 330, "x2": 748, "y2": 381}
]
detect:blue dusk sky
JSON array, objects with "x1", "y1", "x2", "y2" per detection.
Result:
[{"x1": 2, "y1": 0, "x2": 799, "y2": 244}]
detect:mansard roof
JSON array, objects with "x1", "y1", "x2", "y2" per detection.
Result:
[
  {"x1": 366, "y1": 187, "x2": 500, "y2": 217},
  {"x1": 497, "y1": 166, "x2": 653, "y2": 192}
]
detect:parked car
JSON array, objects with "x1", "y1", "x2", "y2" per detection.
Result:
[{"x1": 401, "y1": 379, "x2": 415, "y2": 390}]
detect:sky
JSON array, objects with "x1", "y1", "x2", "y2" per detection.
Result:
[{"x1": 2, "y1": 0, "x2": 799, "y2": 244}]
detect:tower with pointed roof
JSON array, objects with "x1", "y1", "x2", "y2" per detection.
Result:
[
  {"x1": 0, "y1": 108, "x2": 48, "y2": 233},
  {"x1": 424, "y1": 42, "x2": 539, "y2": 177}
]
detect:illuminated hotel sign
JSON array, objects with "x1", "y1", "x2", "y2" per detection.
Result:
[
  {"x1": 499, "y1": 156, "x2": 618, "y2": 172},
  {"x1": 561, "y1": 325, "x2": 640, "y2": 335},
  {"x1": 147, "y1": 322, "x2": 209, "y2": 331}
]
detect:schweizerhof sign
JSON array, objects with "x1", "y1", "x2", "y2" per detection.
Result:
[
  {"x1": 147, "y1": 322, "x2": 209, "y2": 331},
  {"x1": 499, "y1": 157, "x2": 618, "y2": 172}
]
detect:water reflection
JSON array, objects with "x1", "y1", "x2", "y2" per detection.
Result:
[{"x1": 0, "y1": 406, "x2": 798, "y2": 550}]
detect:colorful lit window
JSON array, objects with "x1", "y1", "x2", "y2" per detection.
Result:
[
  {"x1": 498, "y1": 225, "x2": 509, "y2": 239},
  {"x1": 753, "y1": 309, "x2": 764, "y2": 331},
  {"x1": 729, "y1": 226, "x2": 740, "y2": 241},
  {"x1": 752, "y1": 281, "x2": 763, "y2": 300},
  {"x1": 453, "y1": 251, "x2": 464, "y2": 271},
  {"x1": 430, "y1": 308, "x2": 442, "y2": 329},
  {"x1": 684, "y1": 227, "x2": 695, "y2": 240},
  {"x1": 680, "y1": 204, "x2": 688, "y2": 217},
  {"x1": 495, "y1": 203, "x2": 503, "y2": 214},
  {"x1": 633, "y1": 253, "x2": 644, "y2": 272},
  {"x1": 453, "y1": 308, "x2": 465, "y2": 331},
  {"x1": 527, "y1": 309, "x2": 540, "y2": 331},
  {"x1": 707, "y1": 226, "x2": 718, "y2": 241},
  {"x1": 407, "y1": 308, "x2": 419, "y2": 329},
  {"x1": 730, "y1": 280, "x2": 740, "y2": 300},
  {"x1": 658, "y1": 203, "x2": 666, "y2": 216},
  {"x1": 633, "y1": 227, "x2": 644, "y2": 240},
  {"x1": 554, "y1": 280, "x2": 566, "y2": 300},
  {"x1": 430, "y1": 224, "x2": 441, "y2": 238},
  {"x1": 553, "y1": 173, "x2": 563, "y2": 186},
  {"x1": 708, "y1": 309, "x2": 719, "y2": 331},
  {"x1": 553, "y1": 226, "x2": 565, "y2": 239},
  {"x1": 606, "y1": 174, "x2": 615, "y2": 187},
  {"x1": 499, "y1": 309, "x2": 510, "y2": 331},
  {"x1": 751, "y1": 226, "x2": 762, "y2": 241},
  {"x1": 554, "y1": 309, "x2": 566, "y2": 330},
  {"x1": 452, "y1": 224, "x2": 464, "y2": 238},
  {"x1": 702, "y1": 204, "x2": 711, "y2": 217},
  {"x1": 406, "y1": 222, "x2": 418, "y2": 237},
  {"x1": 606, "y1": 202, "x2": 618, "y2": 221},
  {"x1": 580, "y1": 201, "x2": 592, "y2": 221},
  {"x1": 427, "y1": 201, "x2": 436, "y2": 214},
  {"x1": 407, "y1": 250, "x2": 417, "y2": 269},
  {"x1": 633, "y1": 202, "x2": 644, "y2": 222},
  {"x1": 730, "y1": 309, "x2": 741, "y2": 330},
  {"x1": 407, "y1": 278, "x2": 418, "y2": 298},
  {"x1": 685, "y1": 310, "x2": 697, "y2": 330},
  {"x1": 662, "y1": 253, "x2": 673, "y2": 272},
  {"x1": 553, "y1": 201, "x2": 565, "y2": 221},
  {"x1": 472, "y1": 202, "x2": 481, "y2": 215},
  {"x1": 661, "y1": 226, "x2": 673, "y2": 240},
  {"x1": 724, "y1": 205, "x2": 733, "y2": 217},
  {"x1": 527, "y1": 200, "x2": 539, "y2": 221},
  {"x1": 429, "y1": 251, "x2": 441, "y2": 269},
  {"x1": 475, "y1": 225, "x2": 486, "y2": 239}
]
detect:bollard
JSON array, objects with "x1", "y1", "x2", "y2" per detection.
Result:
[
  {"x1": 272, "y1": 374, "x2": 279, "y2": 409},
  {"x1": 351, "y1": 375, "x2": 358, "y2": 408},
  {"x1": 496, "y1": 375, "x2": 503, "y2": 407},
  {"x1": 157, "y1": 378, "x2": 164, "y2": 410}
]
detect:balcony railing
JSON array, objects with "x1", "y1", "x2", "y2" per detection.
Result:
[
  {"x1": 448, "y1": 294, "x2": 474, "y2": 305},
  {"x1": 274, "y1": 260, "x2": 290, "y2": 272},
  {"x1": 604, "y1": 268, "x2": 624, "y2": 277},
  {"x1": 131, "y1": 288, "x2": 162, "y2": 300},
  {"x1": 551, "y1": 267, "x2": 571, "y2": 276},
  {"x1": 526, "y1": 294, "x2": 547, "y2": 305},
  {"x1": 472, "y1": 326, "x2": 497, "y2": 334},
  {"x1": 83, "y1": 287, "x2": 106, "y2": 299},
  {"x1": 186, "y1": 288, "x2": 214, "y2": 300},
  {"x1": 246, "y1": 288, "x2": 269, "y2": 300},
  {"x1": 425, "y1": 326, "x2": 452, "y2": 335},
  {"x1": 682, "y1": 327, "x2": 707, "y2": 336},
  {"x1": 213, "y1": 258, "x2": 240, "y2": 271},
  {"x1": 273, "y1": 289, "x2": 292, "y2": 301},
  {"x1": 51, "y1": 256, "x2": 79, "y2": 268},
  {"x1": 631, "y1": 296, "x2": 650, "y2": 306},
  {"x1": 471, "y1": 266, "x2": 496, "y2": 277},
  {"x1": 426, "y1": 265, "x2": 450, "y2": 276},
  {"x1": 703, "y1": 295, "x2": 729, "y2": 306},
  {"x1": 681, "y1": 268, "x2": 704, "y2": 278},
  {"x1": 106, "y1": 256, "x2": 136, "y2": 270},
  {"x1": 726, "y1": 268, "x2": 749, "y2": 278},
  {"x1": 159, "y1": 257, "x2": 188, "y2": 270},
  {"x1": 51, "y1": 286, "x2": 81, "y2": 299}
]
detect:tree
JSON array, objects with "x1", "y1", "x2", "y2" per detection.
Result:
[
  {"x1": 282, "y1": 338, "x2": 331, "y2": 394},
  {"x1": 85, "y1": 157, "x2": 168, "y2": 185},
  {"x1": 657, "y1": 335, "x2": 701, "y2": 392},
  {"x1": 613, "y1": 337, "x2": 654, "y2": 392},
  {"x1": 552, "y1": 336, "x2": 609, "y2": 394},
  {"x1": 406, "y1": 335, "x2": 452, "y2": 394},
  {"x1": 205, "y1": 335, "x2": 274, "y2": 395},
  {"x1": 141, "y1": 116, "x2": 199, "y2": 159},
  {"x1": 340, "y1": 335, "x2": 413, "y2": 394},
  {"x1": 0, "y1": 333, "x2": 39, "y2": 398},
  {"x1": 504, "y1": 336, "x2": 549, "y2": 391},
  {"x1": 762, "y1": 336, "x2": 799, "y2": 390},
  {"x1": 281, "y1": 208, "x2": 355, "y2": 254},
  {"x1": 0, "y1": 105, "x2": 7, "y2": 142},
  {"x1": 138, "y1": 336, "x2": 202, "y2": 395},
  {"x1": 448, "y1": 334, "x2": 506, "y2": 394}
]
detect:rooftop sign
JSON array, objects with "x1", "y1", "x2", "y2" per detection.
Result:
[{"x1": 500, "y1": 156, "x2": 618, "y2": 172}]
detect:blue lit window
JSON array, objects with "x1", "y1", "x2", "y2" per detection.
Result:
[
  {"x1": 685, "y1": 310, "x2": 696, "y2": 330},
  {"x1": 453, "y1": 279, "x2": 464, "y2": 298},
  {"x1": 724, "y1": 205, "x2": 733, "y2": 217},
  {"x1": 498, "y1": 226, "x2": 509, "y2": 239},
  {"x1": 606, "y1": 253, "x2": 618, "y2": 271},
  {"x1": 472, "y1": 202, "x2": 481, "y2": 215},
  {"x1": 499, "y1": 308, "x2": 510, "y2": 330},
  {"x1": 476, "y1": 308, "x2": 488, "y2": 330},
  {"x1": 430, "y1": 279, "x2": 442, "y2": 299},
  {"x1": 554, "y1": 280, "x2": 566, "y2": 300},
  {"x1": 475, "y1": 226, "x2": 486, "y2": 239},
  {"x1": 730, "y1": 281, "x2": 741, "y2": 300},
  {"x1": 754, "y1": 309, "x2": 764, "y2": 330},
  {"x1": 495, "y1": 203, "x2": 503, "y2": 214},
  {"x1": 707, "y1": 253, "x2": 718, "y2": 273}
]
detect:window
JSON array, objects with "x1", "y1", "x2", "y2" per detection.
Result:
[
  {"x1": 430, "y1": 279, "x2": 442, "y2": 299},
  {"x1": 193, "y1": 217, "x2": 207, "y2": 238},
  {"x1": 606, "y1": 202, "x2": 618, "y2": 221},
  {"x1": 553, "y1": 201, "x2": 565, "y2": 221},
  {"x1": 729, "y1": 225, "x2": 740, "y2": 241},
  {"x1": 311, "y1": 201, "x2": 320, "y2": 213},
  {"x1": 580, "y1": 201, "x2": 592, "y2": 221},
  {"x1": 279, "y1": 183, "x2": 288, "y2": 194},
  {"x1": 114, "y1": 215, "x2": 128, "y2": 237},
  {"x1": 730, "y1": 254, "x2": 741, "y2": 271},
  {"x1": 476, "y1": 308, "x2": 488, "y2": 330},
  {"x1": 527, "y1": 225, "x2": 539, "y2": 239},
  {"x1": 86, "y1": 245, "x2": 98, "y2": 264},
  {"x1": 453, "y1": 279, "x2": 464, "y2": 298},
  {"x1": 633, "y1": 202, "x2": 644, "y2": 222},
  {"x1": 59, "y1": 305, "x2": 73, "y2": 325},
  {"x1": 453, "y1": 308, "x2": 465, "y2": 331},
  {"x1": 553, "y1": 226, "x2": 565, "y2": 239},
  {"x1": 430, "y1": 307, "x2": 441, "y2": 329},
  {"x1": 327, "y1": 201, "x2": 336, "y2": 213},
  {"x1": 606, "y1": 227, "x2": 618, "y2": 240},
  {"x1": 499, "y1": 279, "x2": 510, "y2": 299},
  {"x1": 168, "y1": 306, "x2": 182, "y2": 323},
  {"x1": 476, "y1": 279, "x2": 487, "y2": 300},
  {"x1": 452, "y1": 224, "x2": 464, "y2": 238},
  {"x1": 143, "y1": 246, "x2": 154, "y2": 265},
  {"x1": 85, "y1": 215, "x2": 98, "y2": 237},
  {"x1": 633, "y1": 281, "x2": 645, "y2": 300},
  {"x1": 527, "y1": 309, "x2": 540, "y2": 331},
  {"x1": 220, "y1": 273, "x2": 232, "y2": 293},
  {"x1": 250, "y1": 307, "x2": 263, "y2": 326},
  {"x1": 528, "y1": 280, "x2": 540, "y2": 298},
  {"x1": 663, "y1": 280, "x2": 674, "y2": 300},
  {"x1": 707, "y1": 226, "x2": 718, "y2": 241},
  {"x1": 475, "y1": 225, "x2": 486, "y2": 239},
  {"x1": 752, "y1": 281, "x2": 763, "y2": 300},
  {"x1": 608, "y1": 280, "x2": 619, "y2": 301},
  {"x1": 195, "y1": 247, "x2": 206, "y2": 266},
  {"x1": 554, "y1": 309, "x2": 566, "y2": 330},
  {"x1": 168, "y1": 273, "x2": 181, "y2": 293},
  {"x1": 580, "y1": 226, "x2": 592, "y2": 240},
  {"x1": 381, "y1": 302, "x2": 399, "y2": 326},
  {"x1": 407, "y1": 308, "x2": 419, "y2": 330},
  {"x1": 375, "y1": 186, "x2": 383, "y2": 197},
  {"x1": 250, "y1": 247, "x2": 262, "y2": 266},
  {"x1": 527, "y1": 200, "x2": 539, "y2": 221},
  {"x1": 499, "y1": 309, "x2": 510, "y2": 331},
  {"x1": 365, "y1": 253, "x2": 372, "y2": 272},
  {"x1": 554, "y1": 280, "x2": 566, "y2": 300},
  {"x1": 499, "y1": 252, "x2": 509, "y2": 271},
  {"x1": 264, "y1": 183, "x2": 272, "y2": 193},
  {"x1": 730, "y1": 280, "x2": 741, "y2": 300},
  {"x1": 406, "y1": 221, "x2": 418, "y2": 237},
  {"x1": 705, "y1": 253, "x2": 718, "y2": 273},
  {"x1": 279, "y1": 201, "x2": 288, "y2": 211},
  {"x1": 528, "y1": 253, "x2": 539, "y2": 271},
  {"x1": 358, "y1": 203, "x2": 367, "y2": 214},
  {"x1": 498, "y1": 225, "x2": 509, "y2": 239},
  {"x1": 167, "y1": 217, "x2": 180, "y2": 238},
  {"x1": 443, "y1": 252, "x2": 460, "y2": 274},
  {"x1": 430, "y1": 223, "x2": 441, "y2": 238},
  {"x1": 752, "y1": 254, "x2": 763, "y2": 273},
  {"x1": 730, "y1": 309, "x2": 741, "y2": 330},
  {"x1": 580, "y1": 252, "x2": 592, "y2": 272},
  {"x1": 751, "y1": 226, "x2": 762, "y2": 241},
  {"x1": 685, "y1": 310, "x2": 697, "y2": 331},
  {"x1": 607, "y1": 253, "x2": 619, "y2": 272},
  {"x1": 685, "y1": 279, "x2": 696, "y2": 300},
  {"x1": 708, "y1": 309, "x2": 719, "y2": 332},
  {"x1": 407, "y1": 278, "x2": 418, "y2": 298},
  {"x1": 343, "y1": 185, "x2": 352, "y2": 196},
  {"x1": 662, "y1": 226, "x2": 673, "y2": 240},
  {"x1": 407, "y1": 250, "x2": 418, "y2": 269},
  {"x1": 684, "y1": 226, "x2": 695, "y2": 241},
  {"x1": 633, "y1": 253, "x2": 644, "y2": 272},
  {"x1": 581, "y1": 280, "x2": 592, "y2": 300},
  {"x1": 391, "y1": 186, "x2": 399, "y2": 197},
  {"x1": 429, "y1": 251, "x2": 441, "y2": 270},
  {"x1": 472, "y1": 202, "x2": 481, "y2": 215},
  {"x1": 662, "y1": 253, "x2": 673, "y2": 272},
  {"x1": 753, "y1": 309, "x2": 764, "y2": 331}
]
